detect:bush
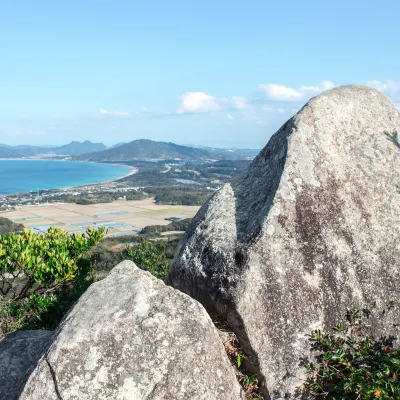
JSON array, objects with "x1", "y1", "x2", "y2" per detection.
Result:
[
  {"x1": 0, "y1": 226, "x2": 105, "y2": 334},
  {"x1": 0, "y1": 217, "x2": 23, "y2": 235},
  {"x1": 302, "y1": 301, "x2": 400, "y2": 399},
  {"x1": 126, "y1": 238, "x2": 170, "y2": 280},
  {"x1": 140, "y1": 218, "x2": 192, "y2": 237}
]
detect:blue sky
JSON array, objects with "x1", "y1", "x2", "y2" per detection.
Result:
[{"x1": 1, "y1": 0, "x2": 399, "y2": 148}]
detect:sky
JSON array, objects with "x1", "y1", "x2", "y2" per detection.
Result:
[{"x1": 0, "y1": 0, "x2": 399, "y2": 149}]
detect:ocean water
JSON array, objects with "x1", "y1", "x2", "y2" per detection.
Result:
[{"x1": 0, "y1": 160, "x2": 132, "y2": 194}]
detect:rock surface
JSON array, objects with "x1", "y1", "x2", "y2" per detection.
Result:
[
  {"x1": 20, "y1": 260, "x2": 243, "y2": 400},
  {"x1": 168, "y1": 85, "x2": 400, "y2": 398},
  {"x1": 0, "y1": 330, "x2": 52, "y2": 400}
]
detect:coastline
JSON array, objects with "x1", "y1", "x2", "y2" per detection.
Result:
[
  {"x1": 61, "y1": 166, "x2": 138, "y2": 191},
  {"x1": 0, "y1": 160, "x2": 138, "y2": 197}
]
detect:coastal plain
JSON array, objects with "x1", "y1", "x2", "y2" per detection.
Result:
[{"x1": 4, "y1": 199, "x2": 200, "y2": 236}]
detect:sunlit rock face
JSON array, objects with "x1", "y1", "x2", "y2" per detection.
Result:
[{"x1": 168, "y1": 85, "x2": 400, "y2": 398}]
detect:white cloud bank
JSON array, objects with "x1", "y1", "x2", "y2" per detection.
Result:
[
  {"x1": 177, "y1": 92, "x2": 221, "y2": 113},
  {"x1": 259, "y1": 81, "x2": 335, "y2": 101},
  {"x1": 177, "y1": 92, "x2": 248, "y2": 114}
]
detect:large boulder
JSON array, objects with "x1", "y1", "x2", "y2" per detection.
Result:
[
  {"x1": 20, "y1": 261, "x2": 243, "y2": 399},
  {"x1": 0, "y1": 330, "x2": 52, "y2": 400},
  {"x1": 168, "y1": 85, "x2": 400, "y2": 398}
]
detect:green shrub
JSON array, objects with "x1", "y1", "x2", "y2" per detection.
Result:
[
  {"x1": 302, "y1": 301, "x2": 400, "y2": 399},
  {"x1": 0, "y1": 217, "x2": 23, "y2": 235},
  {"x1": 126, "y1": 238, "x2": 170, "y2": 280},
  {"x1": 0, "y1": 226, "x2": 105, "y2": 334}
]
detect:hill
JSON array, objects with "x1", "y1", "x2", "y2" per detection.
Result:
[
  {"x1": 53, "y1": 140, "x2": 107, "y2": 155},
  {"x1": 75, "y1": 139, "x2": 214, "y2": 161},
  {"x1": 0, "y1": 141, "x2": 107, "y2": 158},
  {"x1": 0, "y1": 145, "x2": 48, "y2": 158}
]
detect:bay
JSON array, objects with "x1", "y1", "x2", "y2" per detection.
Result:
[{"x1": 0, "y1": 160, "x2": 132, "y2": 194}]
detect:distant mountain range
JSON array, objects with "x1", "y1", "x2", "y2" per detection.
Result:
[
  {"x1": 0, "y1": 141, "x2": 106, "y2": 158},
  {"x1": 0, "y1": 139, "x2": 260, "y2": 161}
]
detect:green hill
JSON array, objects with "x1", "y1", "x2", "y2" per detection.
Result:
[{"x1": 75, "y1": 139, "x2": 214, "y2": 161}]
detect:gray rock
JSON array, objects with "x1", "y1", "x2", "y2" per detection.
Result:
[
  {"x1": 0, "y1": 330, "x2": 52, "y2": 400},
  {"x1": 20, "y1": 260, "x2": 243, "y2": 400},
  {"x1": 168, "y1": 85, "x2": 400, "y2": 398}
]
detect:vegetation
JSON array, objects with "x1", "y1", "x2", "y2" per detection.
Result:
[
  {"x1": 302, "y1": 302, "x2": 400, "y2": 399},
  {"x1": 0, "y1": 217, "x2": 23, "y2": 235},
  {"x1": 151, "y1": 187, "x2": 211, "y2": 205},
  {"x1": 118, "y1": 159, "x2": 251, "y2": 186},
  {"x1": 126, "y1": 238, "x2": 170, "y2": 280},
  {"x1": 90, "y1": 219, "x2": 183, "y2": 278},
  {"x1": 140, "y1": 218, "x2": 192, "y2": 236},
  {"x1": 111, "y1": 159, "x2": 252, "y2": 206},
  {"x1": 73, "y1": 190, "x2": 146, "y2": 205},
  {"x1": 0, "y1": 206, "x2": 189, "y2": 335},
  {"x1": 0, "y1": 227, "x2": 105, "y2": 334},
  {"x1": 384, "y1": 130, "x2": 400, "y2": 149},
  {"x1": 223, "y1": 331, "x2": 261, "y2": 399}
]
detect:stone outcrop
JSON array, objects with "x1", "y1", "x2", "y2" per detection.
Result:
[
  {"x1": 0, "y1": 330, "x2": 52, "y2": 400},
  {"x1": 19, "y1": 261, "x2": 243, "y2": 399},
  {"x1": 168, "y1": 85, "x2": 400, "y2": 398}
]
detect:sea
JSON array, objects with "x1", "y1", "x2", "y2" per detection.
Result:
[{"x1": 0, "y1": 160, "x2": 132, "y2": 195}]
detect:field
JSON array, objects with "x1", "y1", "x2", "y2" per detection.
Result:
[{"x1": 4, "y1": 199, "x2": 200, "y2": 237}]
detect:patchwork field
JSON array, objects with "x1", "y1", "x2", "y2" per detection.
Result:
[{"x1": 5, "y1": 199, "x2": 200, "y2": 236}]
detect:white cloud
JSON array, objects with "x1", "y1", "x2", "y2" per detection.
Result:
[
  {"x1": 177, "y1": 92, "x2": 221, "y2": 113},
  {"x1": 100, "y1": 108, "x2": 131, "y2": 117},
  {"x1": 176, "y1": 92, "x2": 248, "y2": 114},
  {"x1": 366, "y1": 80, "x2": 400, "y2": 98},
  {"x1": 259, "y1": 84, "x2": 303, "y2": 101},
  {"x1": 259, "y1": 81, "x2": 335, "y2": 101},
  {"x1": 226, "y1": 114, "x2": 234, "y2": 120},
  {"x1": 231, "y1": 96, "x2": 247, "y2": 109}
]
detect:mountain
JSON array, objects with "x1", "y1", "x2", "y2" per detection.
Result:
[
  {"x1": 75, "y1": 139, "x2": 214, "y2": 161},
  {"x1": 0, "y1": 139, "x2": 259, "y2": 161},
  {"x1": 53, "y1": 141, "x2": 107, "y2": 155}
]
